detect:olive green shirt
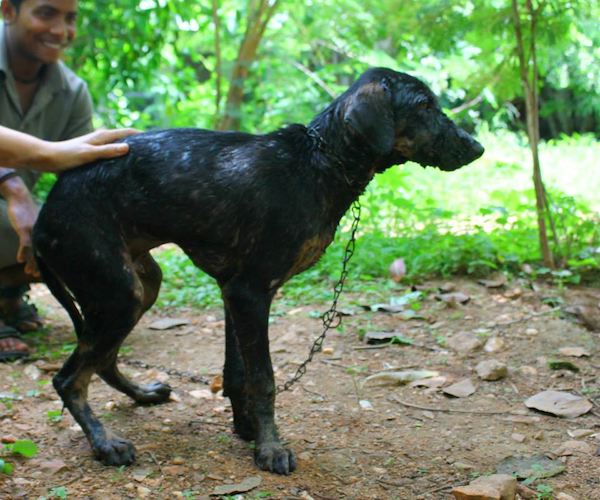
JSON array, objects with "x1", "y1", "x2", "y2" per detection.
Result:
[{"x1": 0, "y1": 24, "x2": 94, "y2": 269}]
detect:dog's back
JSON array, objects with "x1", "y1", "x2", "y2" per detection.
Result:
[{"x1": 36, "y1": 126, "x2": 340, "y2": 283}]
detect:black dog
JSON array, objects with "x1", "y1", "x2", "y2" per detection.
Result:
[{"x1": 33, "y1": 67, "x2": 483, "y2": 475}]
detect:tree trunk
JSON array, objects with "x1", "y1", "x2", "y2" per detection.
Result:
[
  {"x1": 511, "y1": 0, "x2": 555, "y2": 268},
  {"x1": 216, "y1": 0, "x2": 279, "y2": 131}
]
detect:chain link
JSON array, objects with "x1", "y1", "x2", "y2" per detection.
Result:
[
  {"x1": 121, "y1": 201, "x2": 361, "y2": 394},
  {"x1": 276, "y1": 200, "x2": 361, "y2": 394}
]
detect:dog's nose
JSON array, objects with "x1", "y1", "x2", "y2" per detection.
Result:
[{"x1": 471, "y1": 139, "x2": 484, "y2": 159}]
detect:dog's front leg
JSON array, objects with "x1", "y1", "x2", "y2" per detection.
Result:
[
  {"x1": 221, "y1": 280, "x2": 296, "y2": 475},
  {"x1": 223, "y1": 306, "x2": 255, "y2": 440}
]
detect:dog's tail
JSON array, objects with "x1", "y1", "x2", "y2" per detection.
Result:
[{"x1": 35, "y1": 255, "x2": 84, "y2": 339}]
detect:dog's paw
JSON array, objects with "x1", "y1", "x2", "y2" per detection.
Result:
[
  {"x1": 254, "y1": 443, "x2": 296, "y2": 475},
  {"x1": 94, "y1": 437, "x2": 136, "y2": 466},
  {"x1": 133, "y1": 381, "x2": 172, "y2": 404}
]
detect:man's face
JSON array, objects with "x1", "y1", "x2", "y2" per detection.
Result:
[{"x1": 2, "y1": 0, "x2": 78, "y2": 65}]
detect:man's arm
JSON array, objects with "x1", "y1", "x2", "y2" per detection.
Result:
[
  {"x1": 0, "y1": 126, "x2": 138, "y2": 172},
  {"x1": 0, "y1": 171, "x2": 39, "y2": 276}
]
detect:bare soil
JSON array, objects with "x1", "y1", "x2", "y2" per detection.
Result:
[{"x1": 1, "y1": 278, "x2": 599, "y2": 499}]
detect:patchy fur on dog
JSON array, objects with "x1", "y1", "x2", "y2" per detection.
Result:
[{"x1": 33, "y1": 67, "x2": 484, "y2": 475}]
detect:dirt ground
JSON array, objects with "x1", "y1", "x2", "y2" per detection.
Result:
[{"x1": 1, "y1": 277, "x2": 599, "y2": 499}]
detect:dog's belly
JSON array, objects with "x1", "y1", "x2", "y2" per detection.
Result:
[{"x1": 285, "y1": 234, "x2": 334, "y2": 280}]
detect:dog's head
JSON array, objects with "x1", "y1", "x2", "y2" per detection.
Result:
[{"x1": 342, "y1": 68, "x2": 484, "y2": 171}]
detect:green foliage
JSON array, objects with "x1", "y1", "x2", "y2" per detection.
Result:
[{"x1": 1, "y1": 439, "x2": 38, "y2": 475}]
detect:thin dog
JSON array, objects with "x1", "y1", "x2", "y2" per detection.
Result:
[{"x1": 33, "y1": 67, "x2": 484, "y2": 475}]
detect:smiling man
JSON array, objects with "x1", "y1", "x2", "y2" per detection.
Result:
[{"x1": 0, "y1": 0, "x2": 92, "y2": 360}]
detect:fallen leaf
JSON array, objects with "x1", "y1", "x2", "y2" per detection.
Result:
[
  {"x1": 443, "y1": 378, "x2": 476, "y2": 398},
  {"x1": 132, "y1": 467, "x2": 153, "y2": 482},
  {"x1": 558, "y1": 346, "x2": 591, "y2": 358},
  {"x1": 148, "y1": 318, "x2": 190, "y2": 330},
  {"x1": 524, "y1": 391, "x2": 592, "y2": 418},
  {"x1": 210, "y1": 375, "x2": 223, "y2": 394},
  {"x1": 496, "y1": 454, "x2": 565, "y2": 480},
  {"x1": 553, "y1": 440, "x2": 593, "y2": 456},
  {"x1": 38, "y1": 459, "x2": 68, "y2": 474},
  {"x1": 211, "y1": 476, "x2": 262, "y2": 496},
  {"x1": 363, "y1": 370, "x2": 439, "y2": 386},
  {"x1": 409, "y1": 376, "x2": 447, "y2": 388},
  {"x1": 360, "y1": 303, "x2": 405, "y2": 313}
]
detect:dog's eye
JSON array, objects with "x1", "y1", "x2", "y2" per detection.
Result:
[{"x1": 417, "y1": 101, "x2": 430, "y2": 111}]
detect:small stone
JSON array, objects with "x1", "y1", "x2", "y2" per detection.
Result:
[
  {"x1": 504, "y1": 288, "x2": 523, "y2": 299},
  {"x1": 520, "y1": 365, "x2": 537, "y2": 376},
  {"x1": 447, "y1": 332, "x2": 483, "y2": 354},
  {"x1": 512, "y1": 433, "x2": 526, "y2": 443},
  {"x1": 525, "y1": 328, "x2": 538, "y2": 336},
  {"x1": 476, "y1": 360, "x2": 508, "y2": 381},
  {"x1": 322, "y1": 347, "x2": 334, "y2": 355},
  {"x1": 137, "y1": 486, "x2": 152, "y2": 499},
  {"x1": 105, "y1": 401, "x2": 117, "y2": 411},
  {"x1": 163, "y1": 465, "x2": 186, "y2": 475},
  {"x1": 172, "y1": 456, "x2": 185, "y2": 465},
  {"x1": 298, "y1": 451, "x2": 312, "y2": 461},
  {"x1": 556, "y1": 494, "x2": 577, "y2": 500},
  {"x1": 1, "y1": 435, "x2": 17, "y2": 444},
  {"x1": 24, "y1": 364, "x2": 41, "y2": 381},
  {"x1": 484, "y1": 337, "x2": 505, "y2": 353},
  {"x1": 533, "y1": 430, "x2": 544, "y2": 440},
  {"x1": 453, "y1": 462, "x2": 475, "y2": 471},
  {"x1": 452, "y1": 473, "x2": 516, "y2": 500}
]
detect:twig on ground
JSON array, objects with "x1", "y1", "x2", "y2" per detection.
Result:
[
  {"x1": 145, "y1": 451, "x2": 163, "y2": 474},
  {"x1": 188, "y1": 419, "x2": 229, "y2": 428},
  {"x1": 422, "y1": 482, "x2": 454, "y2": 495},
  {"x1": 301, "y1": 386, "x2": 326, "y2": 399},
  {"x1": 376, "y1": 478, "x2": 411, "y2": 488},
  {"x1": 353, "y1": 340, "x2": 440, "y2": 352},
  {"x1": 394, "y1": 397, "x2": 512, "y2": 415}
]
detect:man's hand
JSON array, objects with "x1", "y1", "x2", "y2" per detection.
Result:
[
  {"x1": 46, "y1": 128, "x2": 140, "y2": 172},
  {"x1": 2, "y1": 177, "x2": 39, "y2": 276}
]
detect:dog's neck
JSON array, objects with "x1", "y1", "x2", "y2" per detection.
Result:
[{"x1": 307, "y1": 108, "x2": 380, "y2": 193}]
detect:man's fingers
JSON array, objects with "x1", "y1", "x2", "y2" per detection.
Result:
[
  {"x1": 85, "y1": 143, "x2": 130, "y2": 160},
  {"x1": 87, "y1": 128, "x2": 140, "y2": 145}
]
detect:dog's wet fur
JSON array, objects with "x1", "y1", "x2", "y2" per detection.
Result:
[{"x1": 33, "y1": 68, "x2": 484, "y2": 474}]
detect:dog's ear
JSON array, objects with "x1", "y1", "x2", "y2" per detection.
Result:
[{"x1": 343, "y1": 79, "x2": 395, "y2": 155}]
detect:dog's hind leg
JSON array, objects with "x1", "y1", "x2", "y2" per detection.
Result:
[
  {"x1": 98, "y1": 252, "x2": 171, "y2": 405},
  {"x1": 221, "y1": 278, "x2": 296, "y2": 475},
  {"x1": 52, "y1": 279, "x2": 144, "y2": 466},
  {"x1": 40, "y1": 238, "x2": 160, "y2": 465}
]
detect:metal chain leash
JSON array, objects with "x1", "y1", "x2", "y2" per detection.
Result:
[
  {"x1": 276, "y1": 199, "x2": 361, "y2": 394},
  {"x1": 122, "y1": 358, "x2": 212, "y2": 385},
  {"x1": 122, "y1": 200, "x2": 361, "y2": 393}
]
